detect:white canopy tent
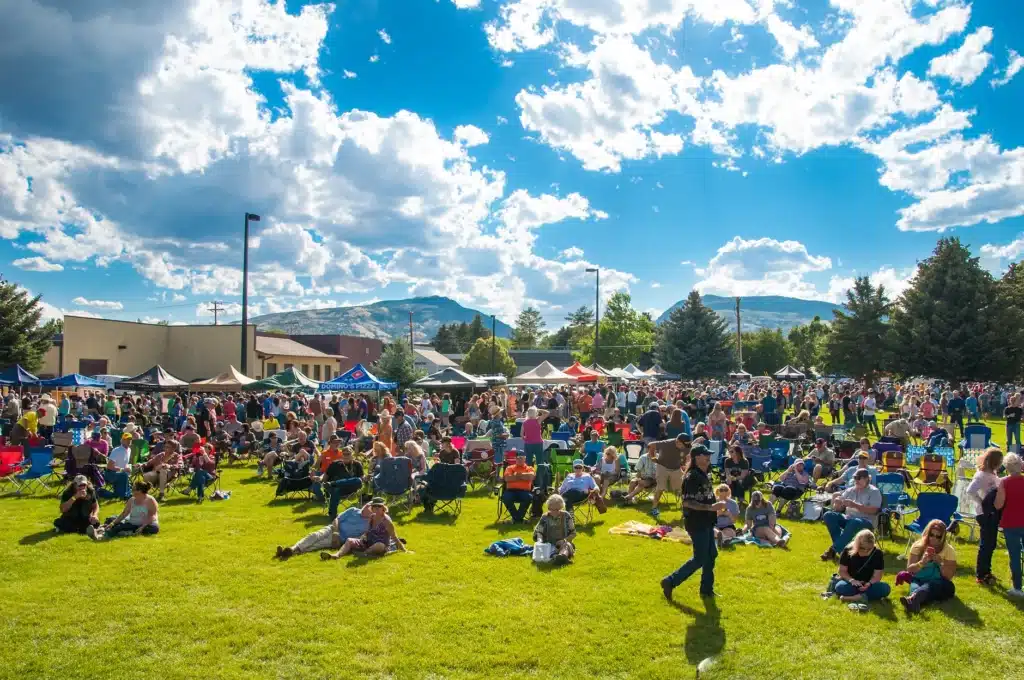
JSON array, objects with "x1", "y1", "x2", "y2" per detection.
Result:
[
  {"x1": 190, "y1": 366, "x2": 256, "y2": 391},
  {"x1": 510, "y1": 361, "x2": 578, "y2": 385},
  {"x1": 621, "y1": 364, "x2": 650, "y2": 379}
]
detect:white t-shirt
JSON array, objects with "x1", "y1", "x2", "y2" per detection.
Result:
[
  {"x1": 108, "y1": 445, "x2": 131, "y2": 470},
  {"x1": 38, "y1": 402, "x2": 58, "y2": 427},
  {"x1": 863, "y1": 397, "x2": 876, "y2": 416}
]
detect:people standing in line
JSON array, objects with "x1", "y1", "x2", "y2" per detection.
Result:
[{"x1": 661, "y1": 444, "x2": 722, "y2": 600}]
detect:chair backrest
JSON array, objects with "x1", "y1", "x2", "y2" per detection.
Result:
[
  {"x1": 881, "y1": 450, "x2": 905, "y2": 472},
  {"x1": 606, "y1": 430, "x2": 623, "y2": 448},
  {"x1": 551, "y1": 432, "x2": 572, "y2": 442},
  {"x1": 814, "y1": 426, "x2": 833, "y2": 441},
  {"x1": 0, "y1": 447, "x2": 24, "y2": 475},
  {"x1": 920, "y1": 454, "x2": 946, "y2": 482},
  {"x1": 28, "y1": 449, "x2": 54, "y2": 474},
  {"x1": 505, "y1": 437, "x2": 525, "y2": 453},
  {"x1": 956, "y1": 449, "x2": 981, "y2": 479},
  {"x1": 876, "y1": 472, "x2": 907, "y2": 507},
  {"x1": 707, "y1": 440, "x2": 724, "y2": 468},
  {"x1": 430, "y1": 462, "x2": 467, "y2": 492},
  {"x1": 951, "y1": 478, "x2": 979, "y2": 517},
  {"x1": 963, "y1": 424, "x2": 991, "y2": 450},
  {"x1": 623, "y1": 442, "x2": 643, "y2": 465},
  {"x1": 836, "y1": 440, "x2": 855, "y2": 460},
  {"x1": 748, "y1": 451, "x2": 771, "y2": 473},
  {"x1": 71, "y1": 444, "x2": 94, "y2": 468},
  {"x1": 450, "y1": 436, "x2": 467, "y2": 452},
  {"x1": 377, "y1": 456, "x2": 413, "y2": 493},
  {"x1": 916, "y1": 492, "x2": 959, "y2": 526}
]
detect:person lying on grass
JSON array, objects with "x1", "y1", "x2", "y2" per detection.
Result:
[
  {"x1": 534, "y1": 493, "x2": 576, "y2": 566},
  {"x1": 321, "y1": 497, "x2": 409, "y2": 560},
  {"x1": 277, "y1": 502, "x2": 372, "y2": 560},
  {"x1": 714, "y1": 484, "x2": 740, "y2": 547},
  {"x1": 833, "y1": 529, "x2": 890, "y2": 606},
  {"x1": 88, "y1": 481, "x2": 159, "y2": 540},
  {"x1": 743, "y1": 491, "x2": 789, "y2": 547}
]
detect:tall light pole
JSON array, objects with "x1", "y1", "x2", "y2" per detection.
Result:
[
  {"x1": 241, "y1": 212, "x2": 261, "y2": 374},
  {"x1": 491, "y1": 314, "x2": 496, "y2": 374},
  {"x1": 585, "y1": 267, "x2": 599, "y2": 365}
]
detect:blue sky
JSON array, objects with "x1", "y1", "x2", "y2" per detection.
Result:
[{"x1": 1, "y1": 0, "x2": 1022, "y2": 328}]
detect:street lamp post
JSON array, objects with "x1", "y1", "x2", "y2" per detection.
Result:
[
  {"x1": 491, "y1": 314, "x2": 496, "y2": 374},
  {"x1": 585, "y1": 267, "x2": 599, "y2": 365},
  {"x1": 241, "y1": 212, "x2": 261, "y2": 374}
]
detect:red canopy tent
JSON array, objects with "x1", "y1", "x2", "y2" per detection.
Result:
[{"x1": 563, "y1": 361, "x2": 602, "y2": 383}]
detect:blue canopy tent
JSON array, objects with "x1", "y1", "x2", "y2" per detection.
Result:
[
  {"x1": 38, "y1": 373, "x2": 106, "y2": 388},
  {"x1": 0, "y1": 365, "x2": 40, "y2": 386},
  {"x1": 318, "y1": 363, "x2": 397, "y2": 392}
]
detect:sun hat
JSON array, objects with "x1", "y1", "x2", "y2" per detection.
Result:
[
  {"x1": 572, "y1": 459, "x2": 584, "y2": 467},
  {"x1": 370, "y1": 497, "x2": 386, "y2": 507}
]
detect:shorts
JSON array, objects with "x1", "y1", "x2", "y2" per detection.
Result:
[
  {"x1": 655, "y1": 465, "x2": 682, "y2": 492},
  {"x1": 635, "y1": 477, "x2": 656, "y2": 488}
]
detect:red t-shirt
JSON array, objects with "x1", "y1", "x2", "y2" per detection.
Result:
[{"x1": 999, "y1": 475, "x2": 1024, "y2": 529}]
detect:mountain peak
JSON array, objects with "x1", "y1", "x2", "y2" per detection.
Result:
[{"x1": 658, "y1": 294, "x2": 843, "y2": 333}]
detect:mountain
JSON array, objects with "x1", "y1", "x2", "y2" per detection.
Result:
[
  {"x1": 657, "y1": 294, "x2": 843, "y2": 333},
  {"x1": 248, "y1": 296, "x2": 513, "y2": 341}
]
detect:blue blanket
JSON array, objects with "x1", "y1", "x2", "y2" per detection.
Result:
[
  {"x1": 484, "y1": 537, "x2": 533, "y2": 557},
  {"x1": 724, "y1": 525, "x2": 790, "y2": 548}
]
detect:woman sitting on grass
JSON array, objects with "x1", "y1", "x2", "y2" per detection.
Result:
[
  {"x1": 321, "y1": 497, "x2": 408, "y2": 560},
  {"x1": 714, "y1": 484, "x2": 740, "y2": 546},
  {"x1": 534, "y1": 493, "x2": 576, "y2": 566},
  {"x1": 54, "y1": 475, "x2": 100, "y2": 535},
  {"x1": 743, "y1": 491, "x2": 789, "y2": 547},
  {"x1": 834, "y1": 529, "x2": 890, "y2": 607},
  {"x1": 89, "y1": 481, "x2": 159, "y2": 540},
  {"x1": 898, "y1": 519, "x2": 957, "y2": 613}
]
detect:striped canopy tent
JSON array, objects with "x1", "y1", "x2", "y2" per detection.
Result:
[{"x1": 562, "y1": 361, "x2": 602, "y2": 383}]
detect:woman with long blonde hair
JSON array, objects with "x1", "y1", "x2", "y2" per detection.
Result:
[
  {"x1": 899, "y1": 519, "x2": 957, "y2": 613},
  {"x1": 834, "y1": 529, "x2": 889, "y2": 605}
]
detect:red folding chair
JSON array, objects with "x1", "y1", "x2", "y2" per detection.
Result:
[{"x1": 0, "y1": 446, "x2": 27, "y2": 493}]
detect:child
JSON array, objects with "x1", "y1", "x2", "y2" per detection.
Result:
[
  {"x1": 714, "y1": 484, "x2": 740, "y2": 547},
  {"x1": 744, "y1": 490, "x2": 789, "y2": 547}
]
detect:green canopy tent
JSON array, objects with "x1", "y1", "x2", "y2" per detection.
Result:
[{"x1": 245, "y1": 366, "x2": 319, "y2": 393}]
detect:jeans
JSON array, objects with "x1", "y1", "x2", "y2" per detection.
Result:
[
  {"x1": 561, "y1": 488, "x2": 588, "y2": 511},
  {"x1": 190, "y1": 469, "x2": 215, "y2": 499},
  {"x1": 862, "y1": 415, "x2": 880, "y2": 437},
  {"x1": 327, "y1": 478, "x2": 363, "y2": 519},
  {"x1": 309, "y1": 481, "x2": 325, "y2": 502},
  {"x1": 665, "y1": 526, "x2": 717, "y2": 595},
  {"x1": 1004, "y1": 526, "x2": 1024, "y2": 591},
  {"x1": 976, "y1": 513, "x2": 1000, "y2": 579},
  {"x1": 844, "y1": 411, "x2": 857, "y2": 425},
  {"x1": 1006, "y1": 422, "x2": 1021, "y2": 454},
  {"x1": 908, "y1": 578, "x2": 955, "y2": 605},
  {"x1": 502, "y1": 489, "x2": 532, "y2": 522},
  {"x1": 54, "y1": 515, "x2": 98, "y2": 534},
  {"x1": 524, "y1": 442, "x2": 544, "y2": 466},
  {"x1": 835, "y1": 580, "x2": 891, "y2": 601},
  {"x1": 106, "y1": 521, "x2": 160, "y2": 538},
  {"x1": 823, "y1": 512, "x2": 873, "y2": 552},
  {"x1": 103, "y1": 470, "x2": 131, "y2": 499}
]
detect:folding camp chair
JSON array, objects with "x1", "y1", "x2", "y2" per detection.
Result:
[
  {"x1": 15, "y1": 447, "x2": 62, "y2": 494},
  {"x1": 422, "y1": 463, "x2": 468, "y2": 515},
  {"x1": 911, "y1": 453, "x2": 950, "y2": 494},
  {"x1": 881, "y1": 450, "x2": 910, "y2": 481},
  {"x1": 568, "y1": 491, "x2": 595, "y2": 526},
  {"x1": 374, "y1": 456, "x2": 414, "y2": 512},
  {"x1": 464, "y1": 447, "x2": 497, "y2": 491},
  {"x1": 0, "y1": 446, "x2": 26, "y2": 494},
  {"x1": 549, "y1": 444, "x2": 575, "y2": 482},
  {"x1": 950, "y1": 476, "x2": 980, "y2": 543},
  {"x1": 900, "y1": 492, "x2": 959, "y2": 560},
  {"x1": 496, "y1": 463, "x2": 551, "y2": 523},
  {"x1": 876, "y1": 472, "x2": 911, "y2": 542},
  {"x1": 959, "y1": 424, "x2": 991, "y2": 453},
  {"x1": 274, "y1": 460, "x2": 316, "y2": 501}
]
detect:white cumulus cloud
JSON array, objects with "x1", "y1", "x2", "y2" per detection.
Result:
[
  {"x1": 13, "y1": 256, "x2": 63, "y2": 272},
  {"x1": 71, "y1": 297, "x2": 125, "y2": 310},
  {"x1": 927, "y1": 26, "x2": 993, "y2": 86}
]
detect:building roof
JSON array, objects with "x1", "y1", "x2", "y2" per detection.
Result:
[
  {"x1": 255, "y1": 335, "x2": 344, "y2": 359},
  {"x1": 414, "y1": 347, "x2": 458, "y2": 368}
]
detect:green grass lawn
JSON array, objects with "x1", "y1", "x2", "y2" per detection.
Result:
[{"x1": 2, "y1": 415, "x2": 1022, "y2": 680}]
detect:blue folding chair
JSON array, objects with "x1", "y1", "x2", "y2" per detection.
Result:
[
  {"x1": 374, "y1": 456, "x2": 414, "y2": 512},
  {"x1": 876, "y1": 472, "x2": 911, "y2": 541},
  {"x1": 900, "y1": 492, "x2": 958, "y2": 559},
  {"x1": 959, "y1": 424, "x2": 991, "y2": 453},
  {"x1": 15, "y1": 447, "x2": 62, "y2": 494}
]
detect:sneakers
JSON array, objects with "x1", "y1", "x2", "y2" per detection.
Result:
[
  {"x1": 1007, "y1": 588, "x2": 1024, "y2": 598},
  {"x1": 820, "y1": 546, "x2": 836, "y2": 561},
  {"x1": 778, "y1": 534, "x2": 790, "y2": 548},
  {"x1": 86, "y1": 525, "x2": 104, "y2": 541},
  {"x1": 649, "y1": 507, "x2": 661, "y2": 519},
  {"x1": 552, "y1": 553, "x2": 569, "y2": 566},
  {"x1": 976, "y1": 574, "x2": 998, "y2": 586},
  {"x1": 661, "y1": 578, "x2": 674, "y2": 601}
]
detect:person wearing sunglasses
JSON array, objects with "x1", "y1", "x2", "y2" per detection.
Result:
[
  {"x1": 557, "y1": 459, "x2": 604, "y2": 513},
  {"x1": 899, "y1": 519, "x2": 957, "y2": 613}
]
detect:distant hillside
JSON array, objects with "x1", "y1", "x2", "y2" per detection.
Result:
[
  {"x1": 247, "y1": 296, "x2": 513, "y2": 341},
  {"x1": 658, "y1": 294, "x2": 843, "y2": 333}
]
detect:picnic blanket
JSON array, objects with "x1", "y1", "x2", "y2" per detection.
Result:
[
  {"x1": 724, "y1": 524, "x2": 790, "y2": 548},
  {"x1": 608, "y1": 521, "x2": 692, "y2": 545},
  {"x1": 485, "y1": 537, "x2": 533, "y2": 557}
]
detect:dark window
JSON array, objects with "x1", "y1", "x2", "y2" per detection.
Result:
[
  {"x1": 324, "y1": 366, "x2": 332, "y2": 380},
  {"x1": 313, "y1": 365, "x2": 321, "y2": 380},
  {"x1": 79, "y1": 359, "x2": 108, "y2": 376},
  {"x1": 266, "y1": 362, "x2": 278, "y2": 375},
  {"x1": 301, "y1": 364, "x2": 310, "y2": 376}
]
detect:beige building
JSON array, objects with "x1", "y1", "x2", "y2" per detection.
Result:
[{"x1": 46, "y1": 316, "x2": 342, "y2": 382}]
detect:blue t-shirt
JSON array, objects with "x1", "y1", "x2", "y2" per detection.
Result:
[
  {"x1": 262, "y1": 397, "x2": 273, "y2": 418},
  {"x1": 583, "y1": 441, "x2": 604, "y2": 467},
  {"x1": 641, "y1": 410, "x2": 662, "y2": 439}
]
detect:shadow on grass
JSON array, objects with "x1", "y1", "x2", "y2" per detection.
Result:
[
  {"x1": 293, "y1": 511, "x2": 330, "y2": 528},
  {"x1": 20, "y1": 528, "x2": 61, "y2": 545},
  {"x1": 938, "y1": 599, "x2": 983, "y2": 627},
  {"x1": 669, "y1": 599, "x2": 725, "y2": 666},
  {"x1": 160, "y1": 497, "x2": 200, "y2": 507},
  {"x1": 869, "y1": 598, "x2": 898, "y2": 621},
  {"x1": 236, "y1": 476, "x2": 269, "y2": 486},
  {"x1": 410, "y1": 512, "x2": 459, "y2": 526}
]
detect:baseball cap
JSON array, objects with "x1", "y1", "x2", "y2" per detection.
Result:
[
  {"x1": 691, "y1": 444, "x2": 710, "y2": 457},
  {"x1": 572, "y1": 459, "x2": 584, "y2": 467},
  {"x1": 815, "y1": 437, "x2": 826, "y2": 445}
]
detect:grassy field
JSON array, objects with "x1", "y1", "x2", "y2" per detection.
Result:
[{"x1": 1, "y1": 415, "x2": 1022, "y2": 680}]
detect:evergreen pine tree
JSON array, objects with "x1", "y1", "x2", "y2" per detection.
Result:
[
  {"x1": 0, "y1": 278, "x2": 62, "y2": 373},
  {"x1": 511, "y1": 307, "x2": 546, "y2": 349},
  {"x1": 656, "y1": 291, "x2": 735, "y2": 378},
  {"x1": 824, "y1": 276, "x2": 890, "y2": 385},
  {"x1": 376, "y1": 340, "x2": 425, "y2": 389},
  {"x1": 889, "y1": 238, "x2": 1008, "y2": 381}
]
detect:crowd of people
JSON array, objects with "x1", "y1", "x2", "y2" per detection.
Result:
[{"x1": 4, "y1": 374, "x2": 1023, "y2": 603}]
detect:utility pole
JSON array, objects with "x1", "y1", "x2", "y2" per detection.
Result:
[
  {"x1": 240, "y1": 212, "x2": 261, "y2": 374},
  {"x1": 491, "y1": 314, "x2": 496, "y2": 374},
  {"x1": 735, "y1": 296, "x2": 743, "y2": 369},
  {"x1": 586, "y1": 267, "x2": 600, "y2": 364},
  {"x1": 208, "y1": 301, "x2": 224, "y2": 325}
]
